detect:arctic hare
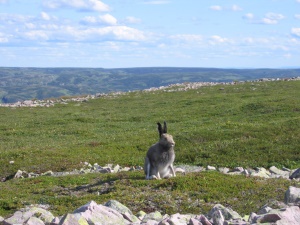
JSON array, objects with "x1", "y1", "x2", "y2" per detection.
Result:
[{"x1": 144, "y1": 121, "x2": 176, "y2": 180}]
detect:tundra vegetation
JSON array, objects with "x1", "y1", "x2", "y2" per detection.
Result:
[{"x1": 0, "y1": 80, "x2": 300, "y2": 218}]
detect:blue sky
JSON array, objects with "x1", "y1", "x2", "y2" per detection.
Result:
[{"x1": 0, "y1": 0, "x2": 300, "y2": 68}]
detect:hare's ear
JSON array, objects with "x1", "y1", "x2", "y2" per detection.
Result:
[
  {"x1": 157, "y1": 122, "x2": 163, "y2": 137},
  {"x1": 163, "y1": 121, "x2": 167, "y2": 134}
]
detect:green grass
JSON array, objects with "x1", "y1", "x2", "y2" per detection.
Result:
[{"x1": 0, "y1": 80, "x2": 300, "y2": 217}]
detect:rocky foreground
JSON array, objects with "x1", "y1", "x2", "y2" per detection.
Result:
[
  {"x1": 1, "y1": 163, "x2": 300, "y2": 225},
  {"x1": 0, "y1": 186, "x2": 299, "y2": 225}
]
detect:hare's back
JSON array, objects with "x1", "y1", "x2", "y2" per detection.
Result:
[{"x1": 146, "y1": 143, "x2": 161, "y2": 159}]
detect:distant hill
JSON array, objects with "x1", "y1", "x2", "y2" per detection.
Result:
[{"x1": 1, "y1": 67, "x2": 300, "y2": 103}]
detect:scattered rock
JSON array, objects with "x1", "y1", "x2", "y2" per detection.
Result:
[
  {"x1": 233, "y1": 167, "x2": 244, "y2": 173},
  {"x1": 14, "y1": 170, "x2": 28, "y2": 179},
  {"x1": 250, "y1": 167, "x2": 271, "y2": 178},
  {"x1": 208, "y1": 204, "x2": 242, "y2": 221},
  {"x1": 159, "y1": 213, "x2": 193, "y2": 225},
  {"x1": 1, "y1": 189, "x2": 300, "y2": 225},
  {"x1": 257, "y1": 205, "x2": 272, "y2": 215},
  {"x1": 10, "y1": 164, "x2": 300, "y2": 183},
  {"x1": 256, "y1": 212, "x2": 282, "y2": 223},
  {"x1": 212, "y1": 210, "x2": 225, "y2": 225},
  {"x1": 195, "y1": 215, "x2": 212, "y2": 225},
  {"x1": 3, "y1": 206, "x2": 54, "y2": 225},
  {"x1": 71, "y1": 200, "x2": 127, "y2": 225},
  {"x1": 188, "y1": 217, "x2": 202, "y2": 225},
  {"x1": 289, "y1": 168, "x2": 300, "y2": 179},
  {"x1": 269, "y1": 166, "x2": 290, "y2": 178},
  {"x1": 24, "y1": 216, "x2": 45, "y2": 225},
  {"x1": 59, "y1": 213, "x2": 89, "y2": 225},
  {"x1": 207, "y1": 165, "x2": 216, "y2": 171},
  {"x1": 284, "y1": 186, "x2": 300, "y2": 205},
  {"x1": 105, "y1": 199, "x2": 139, "y2": 223},
  {"x1": 142, "y1": 211, "x2": 163, "y2": 223},
  {"x1": 218, "y1": 167, "x2": 230, "y2": 174},
  {"x1": 137, "y1": 211, "x2": 147, "y2": 221}
]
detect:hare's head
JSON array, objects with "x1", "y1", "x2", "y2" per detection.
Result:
[
  {"x1": 157, "y1": 121, "x2": 175, "y2": 147},
  {"x1": 159, "y1": 133, "x2": 175, "y2": 148}
]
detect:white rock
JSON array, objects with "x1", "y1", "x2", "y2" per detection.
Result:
[{"x1": 207, "y1": 165, "x2": 216, "y2": 171}]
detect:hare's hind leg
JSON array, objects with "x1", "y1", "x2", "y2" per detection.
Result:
[
  {"x1": 144, "y1": 156, "x2": 151, "y2": 180},
  {"x1": 170, "y1": 164, "x2": 176, "y2": 177},
  {"x1": 144, "y1": 156, "x2": 161, "y2": 180},
  {"x1": 149, "y1": 166, "x2": 160, "y2": 180}
]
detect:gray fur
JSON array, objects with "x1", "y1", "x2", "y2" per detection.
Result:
[{"x1": 144, "y1": 122, "x2": 176, "y2": 180}]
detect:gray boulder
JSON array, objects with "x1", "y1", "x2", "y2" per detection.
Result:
[
  {"x1": 59, "y1": 213, "x2": 89, "y2": 225},
  {"x1": 70, "y1": 200, "x2": 127, "y2": 225},
  {"x1": 158, "y1": 213, "x2": 192, "y2": 225},
  {"x1": 194, "y1": 215, "x2": 212, "y2": 225},
  {"x1": 188, "y1": 217, "x2": 202, "y2": 225},
  {"x1": 3, "y1": 206, "x2": 54, "y2": 225},
  {"x1": 212, "y1": 210, "x2": 225, "y2": 225},
  {"x1": 276, "y1": 206, "x2": 300, "y2": 225},
  {"x1": 105, "y1": 199, "x2": 139, "y2": 223},
  {"x1": 142, "y1": 211, "x2": 163, "y2": 223},
  {"x1": 207, "y1": 204, "x2": 242, "y2": 221},
  {"x1": 250, "y1": 167, "x2": 271, "y2": 178},
  {"x1": 269, "y1": 166, "x2": 289, "y2": 178},
  {"x1": 218, "y1": 167, "x2": 230, "y2": 174},
  {"x1": 24, "y1": 217, "x2": 45, "y2": 225},
  {"x1": 289, "y1": 168, "x2": 300, "y2": 179},
  {"x1": 251, "y1": 206, "x2": 300, "y2": 225},
  {"x1": 207, "y1": 165, "x2": 216, "y2": 171},
  {"x1": 284, "y1": 186, "x2": 300, "y2": 205}
]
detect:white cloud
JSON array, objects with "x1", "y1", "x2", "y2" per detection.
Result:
[
  {"x1": 244, "y1": 12, "x2": 285, "y2": 25},
  {"x1": 143, "y1": 1, "x2": 170, "y2": 4},
  {"x1": 0, "y1": 32, "x2": 9, "y2": 43},
  {"x1": 43, "y1": 0, "x2": 110, "y2": 12},
  {"x1": 63, "y1": 26, "x2": 146, "y2": 42},
  {"x1": 0, "y1": 0, "x2": 8, "y2": 3},
  {"x1": 24, "y1": 30, "x2": 49, "y2": 41},
  {"x1": 210, "y1": 5, "x2": 222, "y2": 11},
  {"x1": 290, "y1": 38, "x2": 300, "y2": 44},
  {"x1": 261, "y1": 18, "x2": 278, "y2": 25},
  {"x1": 283, "y1": 53, "x2": 292, "y2": 59},
  {"x1": 209, "y1": 35, "x2": 231, "y2": 45},
  {"x1": 81, "y1": 16, "x2": 97, "y2": 24},
  {"x1": 260, "y1": 12, "x2": 284, "y2": 24},
  {"x1": 210, "y1": 4, "x2": 242, "y2": 11},
  {"x1": 124, "y1": 16, "x2": 141, "y2": 24},
  {"x1": 231, "y1": 5, "x2": 242, "y2": 11},
  {"x1": 41, "y1": 12, "x2": 51, "y2": 21},
  {"x1": 170, "y1": 34, "x2": 202, "y2": 42},
  {"x1": 295, "y1": 14, "x2": 300, "y2": 19},
  {"x1": 243, "y1": 37, "x2": 271, "y2": 45},
  {"x1": 291, "y1": 28, "x2": 300, "y2": 37},
  {"x1": 99, "y1": 14, "x2": 117, "y2": 25},
  {"x1": 25, "y1": 23, "x2": 36, "y2": 29},
  {"x1": 243, "y1": 13, "x2": 254, "y2": 20},
  {"x1": 81, "y1": 14, "x2": 117, "y2": 25},
  {"x1": 0, "y1": 13, "x2": 33, "y2": 24},
  {"x1": 265, "y1": 12, "x2": 284, "y2": 21}
]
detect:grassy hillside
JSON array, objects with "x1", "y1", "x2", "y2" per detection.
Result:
[
  {"x1": 0, "y1": 80, "x2": 300, "y2": 217},
  {"x1": 1, "y1": 67, "x2": 300, "y2": 103}
]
